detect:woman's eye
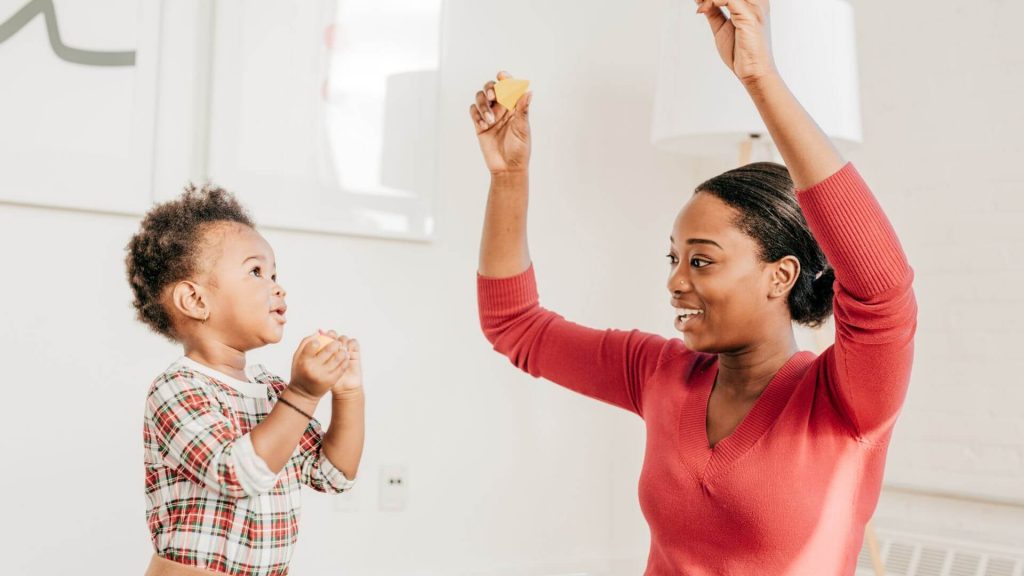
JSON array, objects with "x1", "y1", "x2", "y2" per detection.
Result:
[
  {"x1": 665, "y1": 254, "x2": 679, "y2": 265},
  {"x1": 691, "y1": 258, "x2": 710, "y2": 268}
]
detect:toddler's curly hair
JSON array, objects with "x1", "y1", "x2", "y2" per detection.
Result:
[{"x1": 125, "y1": 184, "x2": 253, "y2": 341}]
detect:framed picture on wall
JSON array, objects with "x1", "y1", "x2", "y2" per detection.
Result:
[
  {"x1": 0, "y1": 0, "x2": 161, "y2": 214},
  {"x1": 192, "y1": 0, "x2": 444, "y2": 242}
]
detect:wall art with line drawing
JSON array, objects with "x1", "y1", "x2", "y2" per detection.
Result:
[{"x1": 0, "y1": 0, "x2": 161, "y2": 214}]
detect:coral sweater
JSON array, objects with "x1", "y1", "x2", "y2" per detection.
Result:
[{"x1": 477, "y1": 164, "x2": 917, "y2": 575}]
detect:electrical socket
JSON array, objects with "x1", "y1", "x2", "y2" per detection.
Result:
[{"x1": 378, "y1": 465, "x2": 406, "y2": 511}]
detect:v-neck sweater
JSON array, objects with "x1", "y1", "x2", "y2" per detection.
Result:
[{"x1": 477, "y1": 164, "x2": 917, "y2": 575}]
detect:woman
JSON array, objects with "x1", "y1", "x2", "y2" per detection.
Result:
[{"x1": 469, "y1": 0, "x2": 916, "y2": 573}]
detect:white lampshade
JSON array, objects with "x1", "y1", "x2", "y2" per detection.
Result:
[{"x1": 651, "y1": 0, "x2": 861, "y2": 157}]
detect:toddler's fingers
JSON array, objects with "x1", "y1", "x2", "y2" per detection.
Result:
[
  {"x1": 327, "y1": 354, "x2": 350, "y2": 377},
  {"x1": 345, "y1": 338, "x2": 360, "y2": 353},
  {"x1": 295, "y1": 334, "x2": 319, "y2": 358},
  {"x1": 315, "y1": 339, "x2": 344, "y2": 360}
]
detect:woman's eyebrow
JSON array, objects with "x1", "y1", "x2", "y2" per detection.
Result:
[{"x1": 670, "y1": 236, "x2": 723, "y2": 250}]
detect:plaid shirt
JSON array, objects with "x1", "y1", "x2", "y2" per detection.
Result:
[{"x1": 144, "y1": 357, "x2": 353, "y2": 575}]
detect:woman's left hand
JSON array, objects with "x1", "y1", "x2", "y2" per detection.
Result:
[{"x1": 696, "y1": 0, "x2": 777, "y2": 85}]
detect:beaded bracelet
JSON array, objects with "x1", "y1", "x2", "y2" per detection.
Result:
[{"x1": 277, "y1": 393, "x2": 314, "y2": 420}]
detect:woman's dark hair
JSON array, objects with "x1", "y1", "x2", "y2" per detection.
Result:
[
  {"x1": 125, "y1": 184, "x2": 253, "y2": 341},
  {"x1": 694, "y1": 162, "x2": 834, "y2": 328}
]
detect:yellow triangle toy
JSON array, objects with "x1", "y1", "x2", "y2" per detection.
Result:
[{"x1": 494, "y1": 78, "x2": 530, "y2": 111}]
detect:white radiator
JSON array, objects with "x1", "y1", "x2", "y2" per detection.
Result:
[{"x1": 856, "y1": 530, "x2": 1024, "y2": 576}]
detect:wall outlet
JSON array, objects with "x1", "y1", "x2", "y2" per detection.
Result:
[{"x1": 378, "y1": 465, "x2": 406, "y2": 511}]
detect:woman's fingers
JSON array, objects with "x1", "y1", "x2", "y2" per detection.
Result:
[
  {"x1": 486, "y1": 77, "x2": 512, "y2": 121},
  {"x1": 518, "y1": 91, "x2": 533, "y2": 116},
  {"x1": 469, "y1": 105, "x2": 487, "y2": 131},
  {"x1": 713, "y1": 0, "x2": 762, "y2": 23},
  {"x1": 701, "y1": 4, "x2": 730, "y2": 33},
  {"x1": 475, "y1": 90, "x2": 495, "y2": 124},
  {"x1": 490, "y1": 108, "x2": 515, "y2": 133},
  {"x1": 471, "y1": 71, "x2": 522, "y2": 136}
]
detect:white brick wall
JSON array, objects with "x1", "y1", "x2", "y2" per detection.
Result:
[{"x1": 848, "y1": 0, "x2": 1024, "y2": 511}]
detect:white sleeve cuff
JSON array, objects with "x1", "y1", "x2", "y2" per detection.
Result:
[
  {"x1": 232, "y1": 433, "x2": 280, "y2": 495},
  {"x1": 320, "y1": 454, "x2": 357, "y2": 492}
]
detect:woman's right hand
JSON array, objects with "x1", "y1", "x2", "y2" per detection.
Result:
[
  {"x1": 288, "y1": 332, "x2": 349, "y2": 401},
  {"x1": 470, "y1": 71, "x2": 532, "y2": 175},
  {"x1": 696, "y1": 0, "x2": 777, "y2": 86}
]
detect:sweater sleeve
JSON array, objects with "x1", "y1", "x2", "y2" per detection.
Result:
[
  {"x1": 797, "y1": 163, "x2": 918, "y2": 441},
  {"x1": 477, "y1": 265, "x2": 669, "y2": 417}
]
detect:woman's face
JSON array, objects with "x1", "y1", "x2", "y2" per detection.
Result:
[{"x1": 667, "y1": 192, "x2": 778, "y2": 353}]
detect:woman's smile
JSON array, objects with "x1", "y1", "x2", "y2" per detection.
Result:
[{"x1": 674, "y1": 307, "x2": 705, "y2": 332}]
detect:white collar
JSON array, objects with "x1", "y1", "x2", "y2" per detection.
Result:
[{"x1": 175, "y1": 356, "x2": 269, "y2": 398}]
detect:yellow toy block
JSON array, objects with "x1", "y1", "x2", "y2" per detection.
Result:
[{"x1": 494, "y1": 78, "x2": 530, "y2": 111}]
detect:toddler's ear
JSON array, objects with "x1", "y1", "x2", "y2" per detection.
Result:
[{"x1": 171, "y1": 280, "x2": 208, "y2": 322}]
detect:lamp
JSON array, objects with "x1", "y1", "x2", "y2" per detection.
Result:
[{"x1": 651, "y1": 0, "x2": 861, "y2": 164}]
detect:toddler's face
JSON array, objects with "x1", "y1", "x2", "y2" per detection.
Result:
[{"x1": 201, "y1": 222, "x2": 287, "y2": 350}]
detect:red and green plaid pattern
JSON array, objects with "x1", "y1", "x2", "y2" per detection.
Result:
[{"x1": 144, "y1": 362, "x2": 350, "y2": 575}]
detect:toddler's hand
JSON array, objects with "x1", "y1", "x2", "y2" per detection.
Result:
[{"x1": 289, "y1": 331, "x2": 349, "y2": 400}]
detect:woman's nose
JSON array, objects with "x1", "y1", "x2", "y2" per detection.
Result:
[{"x1": 668, "y1": 272, "x2": 690, "y2": 293}]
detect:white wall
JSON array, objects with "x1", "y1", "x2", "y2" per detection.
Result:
[
  {"x1": 2, "y1": 0, "x2": 1022, "y2": 575},
  {"x1": 849, "y1": 0, "x2": 1024, "y2": 506},
  {"x1": 1, "y1": 0, "x2": 685, "y2": 574},
  {"x1": 846, "y1": 0, "x2": 1024, "y2": 550}
]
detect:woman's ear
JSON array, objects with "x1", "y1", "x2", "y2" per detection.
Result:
[{"x1": 769, "y1": 256, "x2": 801, "y2": 299}]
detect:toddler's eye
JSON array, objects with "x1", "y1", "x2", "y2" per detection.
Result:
[{"x1": 250, "y1": 267, "x2": 262, "y2": 278}]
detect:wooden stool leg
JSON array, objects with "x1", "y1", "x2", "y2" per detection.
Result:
[{"x1": 865, "y1": 520, "x2": 885, "y2": 576}]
